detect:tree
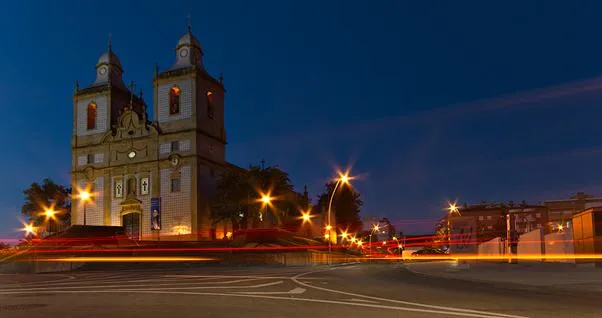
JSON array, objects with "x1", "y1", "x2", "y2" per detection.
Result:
[
  {"x1": 211, "y1": 164, "x2": 297, "y2": 230},
  {"x1": 0, "y1": 242, "x2": 10, "y2": 250},
  {"x1": 211, "y1": 170, "x2": 252, "y2": 232},
  {"x1": 247, "y1": 165, "x2": 295, "y2": 225},
  {"x1": 380, "y1": 217, "x2": 396, "y2": 239},
  {"x1": 21, "y1": 178, "x2": 71, "y2": 227},
  {"x1": 317, "y1": 181, "x2": 363, "y2": 233}
]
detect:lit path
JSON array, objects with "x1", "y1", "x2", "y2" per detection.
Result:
[{"x1": 0, "y1": 264, "x2": 599, "y2": 317}]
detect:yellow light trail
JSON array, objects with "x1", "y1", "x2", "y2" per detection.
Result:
[
  {"x1": 35, "y1": 256, "x2": 217, "y2": 262},
  {"x1": 370, "y1": 254, "x2": 602, "y2": 261}
]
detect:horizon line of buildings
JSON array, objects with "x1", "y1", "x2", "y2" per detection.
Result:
[{"x1": 436, "y1": 192, "x2": 602, "y2": 243}]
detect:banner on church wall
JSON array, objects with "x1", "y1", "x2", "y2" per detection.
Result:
[{"x1": 151, "y1": 198, "x2": 161, "y2": 230}]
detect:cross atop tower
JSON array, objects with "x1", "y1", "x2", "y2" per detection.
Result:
[
  {"x1": 187, "y1": 14, "x2": 192, "y2": 32},
  {"x1": 108, "y1": 33, "x2": 112, "y2": 52},
  {"x1": 129, "y1": 81, "x2": 135, "y2": 106}
]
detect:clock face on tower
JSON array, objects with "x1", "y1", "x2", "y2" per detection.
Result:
[
  {"x1": 179, "y1": 48, "x2": 189, "y2": 58},
  {"x1": 99, "y1": 66, "x2": 108, "y2": 75}
]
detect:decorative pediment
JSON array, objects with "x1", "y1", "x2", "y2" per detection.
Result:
[{"x1": 101, "y1": 109, "x2": 159, "y2": 143}]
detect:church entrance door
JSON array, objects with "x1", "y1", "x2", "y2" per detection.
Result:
[{"x1": 123, "y1": 213, "x2": 140, "y2": 240}]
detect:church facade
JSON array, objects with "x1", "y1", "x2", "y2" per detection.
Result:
[{"x1": 71, "y1": 27, "x2": 229, "y2": 240}]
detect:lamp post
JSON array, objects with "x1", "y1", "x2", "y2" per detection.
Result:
[
  {"x1": 79, "y1": 190, "x2": 91, "y2": 226},
  {"x1": 21, "y1": 222, "x2": 37, "y2": 272},
  {"x1": 446, "y1": 202, "x2": 460, "y2": 251},
  {"x1": 43, "y1": 208, "x2": 57, "y2": 237},
  {"x1": 261, "y1": 194, "x2": 272, "y2": 227},
  {"x1": 325, "y1": 171, "x2": 352, "y2": 265},
  {"x1": 368, "y1": 224, "x2": 379, "y2": 260}
]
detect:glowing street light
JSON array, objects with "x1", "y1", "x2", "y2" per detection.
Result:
[
  {"x1": 42, "y1": 208, "x2": 58, "y2": 235},
  {"x1": 301, "y1": 211, "x2": 312, "y2": 223},
  {"x1": 325, "y1": 225, "x2": 332, "y2": 231},
  {"x1": 340, "y1": 231, "x2": 348, "y2": 239},
  {"x1": 446, "y1": 201, "x2": 461, "y2": 250},
  {"x1": 21, "y1": 223, "x2": 36, "y2": 237},
  {"x1": 43, "y1": 208, "x2": 57, "y2": 219},
  {"x1": 368, "y1": 224, "x2": 380, "y2": 259},
  {"x1": 78, "y1": 190, "x2": 92, "y2": 226},
  {"x1": 261, "y1": 194, "x2": 272, "y2": 205}
]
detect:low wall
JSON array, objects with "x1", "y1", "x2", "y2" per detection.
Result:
[
  {"x1": 544, "y1": 229, "x2": 575, "y2": 263},
  {"x1": 517, "y1": 229, "x2": 545, "y2": 262},
  {"x1": 478, "y1": 237, "x2": 503, "y2": 256}
]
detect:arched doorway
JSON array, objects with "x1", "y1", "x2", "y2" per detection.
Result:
[{"x1": 122, "y1": 212, "x2": 140, "y2": 240}]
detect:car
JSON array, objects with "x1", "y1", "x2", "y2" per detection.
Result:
[{"x1": 411, "y1": 247, "x2": 447, "y2": 256}]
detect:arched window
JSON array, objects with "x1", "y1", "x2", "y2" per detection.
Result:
[
  {"x1": 169, "y1": 86, "x2": 181, "y2": 115},
  {"x1": 206, "y1": 91, "x2": 214, "y2": 119},
  {"x1": 87, "y1": 103, "x2": 97, "y2": 130}
]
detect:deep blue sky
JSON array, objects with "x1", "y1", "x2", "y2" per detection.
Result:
[{"x1": 3, "y1": 1, "x2": 602, "y2": 240}]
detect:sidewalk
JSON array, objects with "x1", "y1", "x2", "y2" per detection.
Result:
[{"x1": 403, "y1": 261, "x2": 602, "y2": 293}]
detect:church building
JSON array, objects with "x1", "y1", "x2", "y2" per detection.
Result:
[{"x1": 71, "y1": 26, "x2": 229, "y2": 240}]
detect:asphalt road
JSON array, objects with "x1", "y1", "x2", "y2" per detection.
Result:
[{"x1": 0, "y1": 263, "x2": 599, "y2": 318}]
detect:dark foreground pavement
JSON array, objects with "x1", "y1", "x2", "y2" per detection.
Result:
[{"x1": 0, "y1": 263, "x2": 599, "y2": 318}]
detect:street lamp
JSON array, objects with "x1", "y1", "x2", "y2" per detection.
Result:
[
  {"x1": 79, "y1": 190, "x2": 92, "y2": 226},
  {"x1": 446, "y1": 202, "x2": 460, "y2": 251},
  {"x1": 326, "y1": 171, "x2": 353, "y2": 242},
  {"x1": 21, "y1": 223, "x2": 36, "y2": 237},
  {"x1": 43, "y1": 208, "x2": 57, "y2": 236},
  {"x1": 368, "y1": 224, "x2": 379, "y2": 258},
  {"x1": 261, "y1": 194, "x2": 272, "y2": 224},
  {"x1": 301, "y1": 211, "x2": 312, "y2": 223}
]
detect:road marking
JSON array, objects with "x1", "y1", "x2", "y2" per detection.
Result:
[
  {"x1": 163, "y1": 274, "x2": 322, "y2": 280},
  {"x1": 0, "y1": 278, "x2": 267, "y2": 292},
  {"x1": 107, "y1": 280, "x2": 284, "y2": 291},
  {"x1": 0, "y1": 289, "x2": 526, "y2": 318},
  {"x1": 235, "y1": 287, "x2": 306, "y2": 295},
  {"x1": 292, "y1": 268, "x2": 529, "y2": 318},
  {"x1": 0, "y1": 274, "x2": 76, "y2": 286},
  {"x1": 349, "y1": 298, "x2": 379, "y2": 304}
]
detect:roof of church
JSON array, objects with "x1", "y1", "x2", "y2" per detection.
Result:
[
  {"x1": 177, "y1": 29, "x2": 201, "y2": 50},
  {"x1": 96, "y1": 50, "x2": 122, "y2": 71}
]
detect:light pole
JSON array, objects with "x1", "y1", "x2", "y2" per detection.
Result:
[
  {"x1": 325, "y1": 171, "x2": 352, "y2": 265},
  {"x1": 260, "y1": 194, "x2": 272, "y2": 227},
  {"x1": 79, "y1": 190, "x2": 91, "y2": 226},
  {"x1": 446, "y1": 202, "x2": 460, "y2": 251},
  {"x1": 368, "y1": 224, "x2": 379, "y2": 260},
  {"x1": 43, "y1": 208, "x2": 57, "y2": 237},
  {"x1": 21, "y1": 222, "x2": 37, "y2": 272}
]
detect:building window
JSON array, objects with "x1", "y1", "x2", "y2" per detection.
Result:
[
  {"x1": 487, "y1": 225, "x2": 493, "y2": 229},
  {"x1": 486, "y1": 215, "x2": 492, "y2": 220},
  {"x1": 87, "y1": 103, "x2": 97, "y2": 130},
  {"x1": 478, "y1": 216, "x2": 484, "y2": 221},
  {"x1": 171, "y1": 140, "x2": 180, "y2": 152},
  {"x1": 169, "y1": 86, "x2": 181, "y2": 115},
  {"x1": 87, "y1": 154, "x2": 94, "y2": 164},
  {"x1": 536, "y1": 213, "x2": 541, "y2": 218},
  {"x1": 206, "y1": 91, "x2": 214, "y2": 119},
  {"x1": 171, "y1": 178, "x2": 181, "y2": 192}
]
